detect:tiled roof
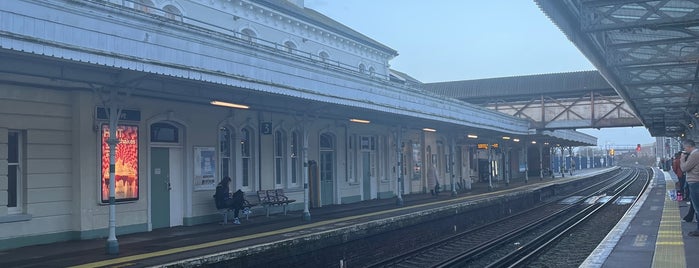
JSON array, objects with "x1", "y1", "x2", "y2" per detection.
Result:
[{"x1": 252, "y1": 0, "x2": 398, "y2": 56}]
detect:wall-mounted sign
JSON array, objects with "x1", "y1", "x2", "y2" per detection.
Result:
[
  {"x1": 194, "y1": 147, "x2": 216, "y2": 190},
  {"x1": 260, "y1": 122, "x2": 273, "y2": 135},
  {"x1": 477, "y1": 143, "x2": 499, "y2": 149},
  {"x1": 96, "y1": 107, "x2": 141, "y2": 122},
  {"x1": 101, "y1": 124, "x2": 139, "y2": 203}
]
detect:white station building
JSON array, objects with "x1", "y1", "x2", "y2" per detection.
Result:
[{"x1": 0, "y1": 0, "x2": 595, "y2": 249}]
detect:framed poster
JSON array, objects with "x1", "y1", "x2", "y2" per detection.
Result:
[
  {"x1": 101, "y1": 124, "x2": 139, "y2": 203},
  {"x1": 194, "y1": 147, "x2": 217, "y2": 190}
]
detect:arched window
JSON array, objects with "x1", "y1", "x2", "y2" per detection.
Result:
[
  {"x1": 241, "y1": 28, "x2": 257, "y2": 43},
  {"x1": 163, "y1": 5, "x2": 182, "y2": 21},
  {"x1": 134, "y1": 0, "x2": 154, "y2": 13},
  {"x1": 241, "y1": 128, "x2": 253, "y2": 188},
  {"x1": 284, "y1": 41, "x2": 297, "y2": 54},
  {"x1": 369, "y1": 66, "x2": 376, "y2": 76},
  {"x1": 359, "y1": 63, "x2": 366, "y2": 74},
  {"x1": 319, "y1": 51, "x2": 329, "y2": 62},
  {"x1": 274, "y1": 130, "x2": 286, "y2": 187}
]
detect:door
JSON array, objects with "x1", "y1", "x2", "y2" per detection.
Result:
[
  {"x1": 320, "y1": 151, "x2": 334, "y2": 206},
  {"x1": 362, "y1": 152, "x2": 371, "y2": 200},
  {"x1": 151, "y1": 147, "x2": 170, "y2": 229}
]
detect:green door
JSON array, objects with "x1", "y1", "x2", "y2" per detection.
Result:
[
  {"x1": 151, "y1": 147, "x2": 170, "y2": 229},
  {"x1": 320, "y1": 151, "x2": 334, "y2": 206}
]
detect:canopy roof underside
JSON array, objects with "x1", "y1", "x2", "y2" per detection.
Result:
[{"x1": 537, "y1": 0, "x2": 699, "y2": 137}]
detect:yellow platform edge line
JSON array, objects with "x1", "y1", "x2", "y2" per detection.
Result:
[
  {"x1": 651, "y1": 178, "x2": 686, "y2": 268},
  {"x1": 71, "y1": 169, "x2": 615, "y2": 268}
]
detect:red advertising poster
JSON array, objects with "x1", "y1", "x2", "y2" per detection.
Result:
[{"x1": 101, "y1": 125, "x2": 139, "y2": 203}]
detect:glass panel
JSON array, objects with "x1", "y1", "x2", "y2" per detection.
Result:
[
  {"x1": 221, "y1": 160, "x2": 229, "y2": 179},
  {"x1": 275, "y1": 131, "x2": 283, "y2": 156},
  {"x1": 320, "y1": 133, "x2": 333, "y2": 149},
  {"x1": 220, "y1": 127, "x2": 230, "y2": 157},
  {"x1": 276, "y1": 158, "x2": 282, "y2": 184},
  {"x1": 7, "y1": 165, "x2": 17, "y2": 207},
  {"x1": 151, "y1": 122, "x2": 178, "y2": 143},
  {"x1": 321, "y1": 152, "x2": 333, "y2": 182},
  {"x1": 8, "y1": 132, "x2": 18, "y2": 163},
  {"x1": 241, "y1": 129, "x2": 250, "y2": 156},
  {"x1": 291, "y1": 132, "x2": 298, "y2": 184},
  {"x1": 242, "y1": 158, "x2": 249, "y2": 187}
]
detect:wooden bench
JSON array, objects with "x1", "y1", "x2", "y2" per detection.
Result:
[{"x1": 257, "y1": 189, "x2": 296, "y2": 217}]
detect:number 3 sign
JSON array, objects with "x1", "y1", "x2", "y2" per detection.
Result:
[{"x1": 260, "y1": 122, "x2": 272, "y2": 135}]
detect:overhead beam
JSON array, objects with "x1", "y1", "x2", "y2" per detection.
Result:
[{"x1": 581, "y1": 0, "x2": 699, "y2": 32}]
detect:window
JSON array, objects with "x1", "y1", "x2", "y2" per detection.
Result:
[
  {"x1": 369, "y1": 66, "x2": 376, "y2": 77},
  {"x1": 163, "y1": 5, "x2": 182, "y2": 21},
  {"x1": 241, "y1": 28, "x2": 257, "y2": 43},
  {"x1": 134, "y1": 0, "x2": 155, "y2": 13},
  {"x1": 359, "y1": 63, "x2": 366, "y2": 74},
  {"x1": 151, "y1": 122, "x2": 178, "y2": 143},
  {"x1": 7, "y1": 131, "x2": 22, "y2": 213},
  {"x1": 219, "y1": 127, "x2": 233, "y2": 181},
  {"x1": 241, "y1": 128, "x2": 253, "y2": 188},
  {"x1": 284, "y1": 41, "x2": 297, "y2": 54},
  {"x1": 290, "y1": 131, "x2": 300, "y2": 185},
  {"x1": 274, "y1": 130, "x2": 285, "y2": 187}
]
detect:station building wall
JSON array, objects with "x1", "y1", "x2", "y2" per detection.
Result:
[{"x1": 0, "y1": 84, "x2": 465, "y2": 249}]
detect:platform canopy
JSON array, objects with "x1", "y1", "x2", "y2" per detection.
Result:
[{"x1": 536, "y1": 0, "x2": 699, "y2": 137}]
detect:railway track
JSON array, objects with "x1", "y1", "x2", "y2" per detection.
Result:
[{"x1": 367, "y1": 167, "x2": 648, "y2": 268}]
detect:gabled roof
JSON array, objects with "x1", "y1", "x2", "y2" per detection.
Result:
[
  {"x1": 389, "y1": 69, "x2": 422, "y2": 86},
  {"x1": 252, "y1": 0, "x2": 398, "y2": 57}
]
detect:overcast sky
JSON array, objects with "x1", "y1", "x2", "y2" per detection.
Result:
[{"x1": 304, "y1": 0, "x2": 657, "y2": 147}]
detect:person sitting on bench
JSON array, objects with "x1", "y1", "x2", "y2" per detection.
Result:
[{"x1": 214, "y1": 176, "x2": 245, "y2": 225}]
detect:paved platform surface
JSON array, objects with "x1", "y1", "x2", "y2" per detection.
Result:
[
  {"x1": 0, "y1": 168, "x2": 611, "y2": 268},
  {"x1": 583, "y1": 168, "x2": 697, "y2": 268}
]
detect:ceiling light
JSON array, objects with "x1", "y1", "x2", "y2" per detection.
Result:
[
  {"x1": 210, "y1": 100, "x2": 249, "y2": 109},
  {"x1": 531, "y1": 141, "x2": 537, "y2": 144},
  {"x1": 467, "y1": 134, "x2": 478, "y2": 139},
  {"x1": 513, "y1": 138, "x2": 520, "y2": 142},
  {"x1": 422, "y1": 128, "x2": 436, "y2": 132},
  {"x1": 349, "y1": 118, "x2": 370, "y2": 124}
]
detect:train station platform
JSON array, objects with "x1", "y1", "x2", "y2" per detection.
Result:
[
  {"x1": 0, "y1": 168, "x2": 614, "y2": 268},
  {"x1": 583, "y1": 168, "x2": 697, "y2": 268}
]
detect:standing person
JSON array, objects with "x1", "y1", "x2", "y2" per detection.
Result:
[
  {"x1": 680, "y1": 139, "x2": 699, "y2": 234},
  {"x1": 674, "y1": 152, "x2": 685, "y2": 192},
  {"x1": 570, "y1": 159, "x2": 576, "y2": 176},
  {"x1": 214, "y1": 176, "x2": 244, "y2": 224},
  {"x1": 676, "y1": 152, "x2": 696, "y2": 222},
  {"x1": 427, "y1": 163, "x2": 440, "y2": 196}
]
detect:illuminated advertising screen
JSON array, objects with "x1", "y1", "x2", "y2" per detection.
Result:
[{"x1": 101, "y1": 124, "x2": 139, "y2": 203}]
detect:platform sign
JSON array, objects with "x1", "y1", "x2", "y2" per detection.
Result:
[{"x1": 101, "y1": 124, "x2": 139, "y2": 203}]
